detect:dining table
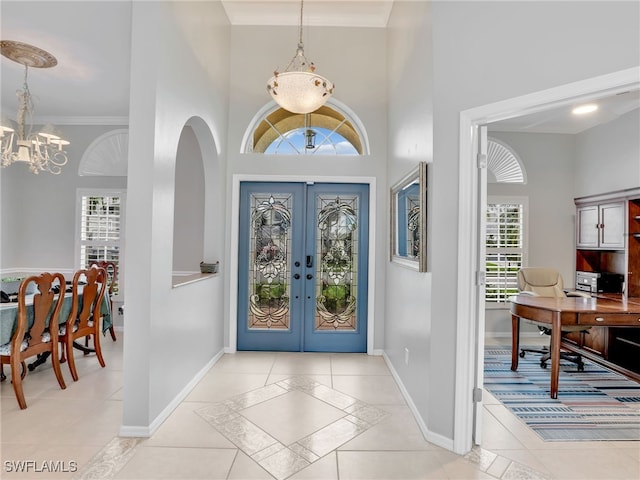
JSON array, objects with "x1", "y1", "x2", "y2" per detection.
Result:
[{"x1": 0, "y1": 285, "x2": 112, "y2": 376}]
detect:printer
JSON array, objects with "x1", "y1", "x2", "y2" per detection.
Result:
[{"x1": 575, "y1": 271, "x2": 625, "y2": 294}]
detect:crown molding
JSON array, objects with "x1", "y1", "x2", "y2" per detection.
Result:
[{"x1": 33, "y1": 116, "x2": 129, "y2": 126}]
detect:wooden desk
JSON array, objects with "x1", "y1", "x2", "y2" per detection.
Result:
[{"x1": 510, "y1": 295, "x2": 640, "y2": 398}]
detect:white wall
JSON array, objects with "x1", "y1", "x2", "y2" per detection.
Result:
[
  {"x1": 385, "y1": 0, "x2": 433, "y2": 435},
  {"x1": 3, "y1": 0, "x2": 638, "y2": 453},
  {"x1": 575, "y1": 108, "x2": 640, "y2": 197},
  {"x1": 384, "y1": 0, "x2": 639, "y2": 449},
  {"x1": 224, "y1": 25, "x2": 388, "y2": 351},
  {"x1": 121, "y1": 1, "x2": 230, "y2": 433},
  {"x1": 0, "y1": 125, "x2": 127, "y2": 271},
  {"x1": 484, "y1": 132, "x2": 577, "y2": 336},
  {"x1": 172, "y1": 126, "x2": 206, "y2": 272}
]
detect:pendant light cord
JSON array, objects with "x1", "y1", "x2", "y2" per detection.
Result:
[
  {"x1": 17, "y1": 65, "x2": 33, "y2": 139},
  {"x1": 298, "y1": 0, "x2": 304, "y2": 47}
]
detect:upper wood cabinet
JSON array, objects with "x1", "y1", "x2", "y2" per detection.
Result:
[
  {"x1": 572, "y1": 189, "x2": 640, "y2": 381},
  {"x1": 575, "y1": 188, "x2": 640, "y2": 298},
  {"x1": 576, "y1": 201, "x2": 625, "y2": 250},
  {"x1": 628, "y1": 197, "x2": 640, "y2": 298}
]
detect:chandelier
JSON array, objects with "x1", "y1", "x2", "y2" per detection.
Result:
[
  {"x1": 266, "y1": 0, "x2": 334, "y2": 114},
  {"x1": 1, "y1": 41, "x2": 69, "y2": 175}
]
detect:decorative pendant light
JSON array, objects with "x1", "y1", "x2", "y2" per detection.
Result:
[
  {"x1": 0, "y1": 40, "x2": 69, "y2": 175},
  {"x1": 266, "y1": 0, "x2": 334, "y2": 114}
]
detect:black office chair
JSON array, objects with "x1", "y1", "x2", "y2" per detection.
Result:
[{"x1": 516, "y1": 267, "x2": 591, "y2": 371}]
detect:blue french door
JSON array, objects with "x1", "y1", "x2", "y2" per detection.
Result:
[{"x1": 237, "y1": 182, "x2": 369, "y2": 352}]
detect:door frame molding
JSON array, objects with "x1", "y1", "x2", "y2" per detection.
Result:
[
  {"x1": 454, "y1": 67, "x2": 640, "y2": 454},
  {"x1": 228, "y1": 174, "x2": 378, "y2": 354}
]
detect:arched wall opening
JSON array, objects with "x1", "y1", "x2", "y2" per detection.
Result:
[{"x1": 172, "y1": 116, "x2": 221, "y2": 279}]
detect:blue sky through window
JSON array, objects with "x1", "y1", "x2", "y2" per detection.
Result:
[{"x1": 265, "y1": 127, "x2": 358, "y2": 155}]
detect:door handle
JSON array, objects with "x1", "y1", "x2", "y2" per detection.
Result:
[
  {"x1": 293, "y1": 274, "x2": 300, "y2": 280},
  {"x1": 307, "y1": 274, "x2": 313, "y2": 280},
  {"x1": 306, "y1": 255, "x2": 313, "y2": 268}
]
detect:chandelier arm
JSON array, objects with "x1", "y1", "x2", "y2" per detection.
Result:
[{"x1": 1, "y1": 41, "x2": 70, "y2": 174}]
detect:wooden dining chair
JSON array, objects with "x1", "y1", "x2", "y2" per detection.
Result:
[
  {"x1": 0, "y1": 272, "x2": 67, "y2": 409},
  {"x1": 59, "y1": 267, "x2": 107, "y2": 382},
  {"x1": 89, "y1": 260, "x2": 118, "y2": 341}
]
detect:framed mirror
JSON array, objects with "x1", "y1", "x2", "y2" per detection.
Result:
[{"x1": 390, "y1": 161, "x2": 428, "y2": 271}]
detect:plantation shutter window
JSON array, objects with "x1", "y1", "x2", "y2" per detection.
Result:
[
  {"x1": 78, "y1": 191, "x2": 124, "y2": 296},
  {"x1": 485, "y1": 201, "x2": 525, "y2": 304}
]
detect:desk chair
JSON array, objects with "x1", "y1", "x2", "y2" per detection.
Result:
[{"x1": 516, "y1": 267, "x2": 591, "y2": 371}]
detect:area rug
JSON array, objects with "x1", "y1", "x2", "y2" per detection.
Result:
[{"x1": 483, "y1": 346, "x2": 640, "y2": 441}]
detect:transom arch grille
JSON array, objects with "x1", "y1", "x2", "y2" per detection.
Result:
[
  {"x1": 244, "y1": 100, "x2": 369, "y2": 155},
  {"x1": 487, "y1": 137, "x2": 526, "y2": 184}
]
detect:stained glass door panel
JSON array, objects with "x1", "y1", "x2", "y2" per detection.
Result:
[
  {"x1": 238, "y1": 182, "x2": 368, "y2": 352},
  {"x1": 304, "y1": 184, "x2": 368, "y2": 352},
  {"x1": 238, "y1": 183, "x2": 304, "y2": 351}
]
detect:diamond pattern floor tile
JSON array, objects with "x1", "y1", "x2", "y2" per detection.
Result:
[{"x1": 196, "y1": 375, "x2": 388, "y2": 480}]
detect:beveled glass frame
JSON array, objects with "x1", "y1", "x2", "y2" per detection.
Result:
[{"x1": 390, "y1": 162, "x2": 428, "y2": 272}]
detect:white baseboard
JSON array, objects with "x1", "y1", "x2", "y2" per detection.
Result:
[
  {"x1": 381, "y1": 352, "x2": 454, "y2": 452},
  {"x1": 119, "y1": 348, "x2": 225, "y2": 437}
]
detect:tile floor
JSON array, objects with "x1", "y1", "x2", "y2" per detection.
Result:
[{"x1": 1, "y1": 334, "x2": 639, "y2": 479}]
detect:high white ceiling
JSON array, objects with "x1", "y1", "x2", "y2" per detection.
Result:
[
  {"x1": 221, "y1": 0, "x2": 394, "y2": 27},
  {"x1": 1, "y1": 0, "x2": 638, "y2": 133},
  {"x1": 1, "y1": 1, "x2": 134, "y2": 125}
]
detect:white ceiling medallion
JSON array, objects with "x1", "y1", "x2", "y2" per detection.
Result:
[{"x1": 79, "y1": 129, "x2": 128, "y2": 176}]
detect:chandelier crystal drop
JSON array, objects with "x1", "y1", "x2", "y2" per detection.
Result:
[
  {"x1": 266, "y1": 0, "x2": 334, "y2": 114},
  {"x1": 1, "y1": 40, "x2": 69, "y2": 175}
]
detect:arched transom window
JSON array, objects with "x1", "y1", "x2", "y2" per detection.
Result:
[
  {"x1": 487, "y1": 137, "x2": 527, "y2": 184},
  {"x1": 244, "y1": 101, "x2": 368, "y2": 155}
]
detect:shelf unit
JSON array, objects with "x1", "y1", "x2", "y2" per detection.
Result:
[
  {"x1": 629, "y1": 197, "x2": 640, "y2": 297},
  {"x1": 570, "y1": 188, "x2": 640, "y2": 377}
]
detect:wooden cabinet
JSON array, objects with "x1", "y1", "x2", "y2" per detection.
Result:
[
  {"x1": 576, "y1": 201, "x2": 625, "y2": 249},
  {"x1": 608, "y1": 328, "x2": 640, "y2": 373},
  {"x1": 628, "y1": 198, "x2": 640, "y2": 297},
  {"x1": 563, "y1": 328, "x2": 607, "y2": 357},
  {"x1": 575, "y1": 189, "x2": 640, "y2": 288},
  {"x1": 582, "y1": 326, "x2": 608, "y2": 357},
  {"x1": 573, "y1": 188, "x2": 640, "y2": 378}
]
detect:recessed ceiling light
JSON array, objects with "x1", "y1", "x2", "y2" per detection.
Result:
[{"x1": 572, "y1": 104, "x2": 598, "y2": 115}]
